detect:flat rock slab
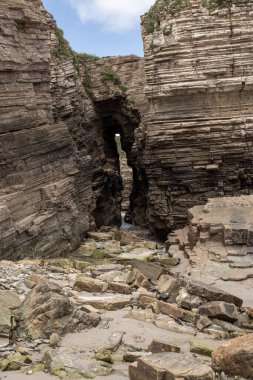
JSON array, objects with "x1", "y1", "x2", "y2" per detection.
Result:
[
  {"x1": 77, "y1": 294, "x2": 132, "y2": 310},
  {"x1": 44, "y1": 347, "x2": 112, "y2": 378},
  {"x1": 198, "y1": 301, "x2": 238, "y2": 322},
  {"x1": 87, "y1": 232, "x2": 114, "y2": 241},
  {"x1": 129, "y1": 352, "x2": 214, "y2": 379},
  {"x1": 0, "y1": 290, "x2": 21, "y2": 310},
  {"x1": 180, "y1": 276, "x2": 243, "y2": 307},
  {"x1": 130, "y1": 260, "x2": 166, "y2": 281},
  {"x1": 118, "y1": 248, "x2": 154, "y2": 262},
  {"x1": 74, "y1": 276, "x2": 107, "y2": 292},
  {"x1": 0, "y1": 305, "x2": 11, "y2": 338}
]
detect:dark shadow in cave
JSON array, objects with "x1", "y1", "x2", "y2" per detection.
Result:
[{"x1": 92, "y1": 96, "x2": 148, "y2": 229}]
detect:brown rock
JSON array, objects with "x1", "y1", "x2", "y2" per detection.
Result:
[
  {"x1": 14, "y1": 282, "x2": 79, "y2": 339},
  {"x1": 129, "y1": 352, "x2": 214, "y2": 380},
  {"x1": 212, "y1": 333, "x2": 253, "y2": 378},
  {"x1": 148, "y1": 340, "x2": 180, "y2": 354},
  {"x1": 73, "y1": 276, "x2": 107, "y2": 293},
  {"x1": 180, "y1": 276, "x2": 243, "y2": 307},
  {"x1": 157, "y1": 300, "x2": 197, "y2": 324},
  {"x1": 198, "y1": 301, "x2": 238, "y2": 322}
]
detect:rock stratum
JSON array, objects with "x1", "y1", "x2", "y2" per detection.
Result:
[
  {"x1": 137, "y1": 0, "x2": 253, "y2": 237},
  {"x1": 1, "y1": 0, "x2": 253, "y2": 258},
  {"x1": 0, "y1": 0, "x2": 146, "y2": 258}
]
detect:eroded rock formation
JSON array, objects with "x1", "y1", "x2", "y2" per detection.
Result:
[
  {"x1": 0, "y1": 0, "x2": 146, "y2": 258},
  {"x1": 136, "y1": 0, "x2": 253, "y2": 238}
]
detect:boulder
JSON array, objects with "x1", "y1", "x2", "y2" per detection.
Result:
[
  {"x1": 44, "y1": 348, "x2": 113, "y2": 378},
  {"x1": 130, "y1": 260, "x2": 166, "y2": 282},
  {"x1": 212, "y1": 333, "x2": 253, "y2": 378},
  {"x1": 179, "y1": 276, "x2": 243, "y2": 307},
  {"x1": 157, "y1": 300, "x2": 197, "y2": 324},
  {"x1": 87, "y1": 231, "x2": 113, "y2": 241},
  {"x1": 14, "y1": 282, "x2": 80, "y2": 339},
  {"x1": 77, "y1": 294, "x2": 131, "y2": 311},
  {"x1": 198, "y1": 301, "x2": 238, "y2": 322},
  {"x1": 129, "y1": 352, "x2": 215, "y2": 380},
  {"x1": 190, "y1": 338, "x2": 222, "y2": 357},
  {"x1": 0, "y1": 306, "x2": 11, "y2": 338},
  {"x1": 115, "y1": 230, "x2": 139, "y2": 245},
  {"x1": 148, "y1": 340, "x2": 180, "y2": 354},
  {"x1": 0, "y1": 290, "x2": 21, "y2": 310},
  {"x1": 73, "y1": 276, "x2": 107, "y2": 292}
]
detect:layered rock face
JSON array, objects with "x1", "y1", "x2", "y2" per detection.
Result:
[
  {"x1": 79, "y1": 55, "x2": 148, "y2": 225},
  {"x1": 0, "y1": 0, "x2": 146, "y2": 258},
  {"x1": 0, "y1": 0, "x2": 89, "y2": 258},
  {"x1": 137, "y1": 0, "x2": 253, "y2": 238}
]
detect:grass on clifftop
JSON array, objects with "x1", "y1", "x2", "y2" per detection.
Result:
[
  {"x1": 82, "y1": 73, "x2": 96, "y2": 101},
  {"x1": 144, "y1": 0, "x2": 235, "y2": 34},
  {"x1": 101, "y1": 69, "x2": 122, "y2": 86},
  {"x1": 53, "y1": 28, "x2": 100, "y2": 76}
]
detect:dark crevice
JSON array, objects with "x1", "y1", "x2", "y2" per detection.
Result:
[{"x1": 92, "y1": 96, "x2": 148, "y2": 229}]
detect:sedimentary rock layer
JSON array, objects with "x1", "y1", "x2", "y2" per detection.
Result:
[
  {"x1": 0, "y1": 0, "x2": 88, "y2": 258},
  {"x1": 0, "y1": 0, "x2": 146, "y2": 258},
  {"x1": 137, "y1": 0, "x2": 253, "y2": 237}
]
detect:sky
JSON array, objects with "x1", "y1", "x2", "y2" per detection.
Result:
[{"x1": 42, "y1": 0, "x2": 155, "y2": 57}]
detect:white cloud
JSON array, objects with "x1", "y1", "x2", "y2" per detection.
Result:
[{"x1": 67, "y1": 0, "x2": 155, "y2": 32}]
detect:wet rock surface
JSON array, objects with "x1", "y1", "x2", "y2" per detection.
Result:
[{"x1": 0, "y1": 212, "x2": 251, "y2": 379}]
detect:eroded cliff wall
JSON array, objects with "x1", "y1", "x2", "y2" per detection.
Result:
[
  {"x1": 137, "y1": 0, "x2": 253, "y2": 238},
  {"x1": 0, "y1": 0, "x2": 88, "y2": 258},
  {"x1": 0, "y1": 0, "x2": 146, "y2": 258}
]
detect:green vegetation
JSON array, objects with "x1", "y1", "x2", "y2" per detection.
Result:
[
  {"x1": 53, "y1": 28, "x2": 100, "y2": 77},
  {"x1": 144, "y1": 0, "x2": 236, "y2": 34},
  {"x1": 82, "y1": 73, "x2": 96, "y2": 101},
  {"x1": 202, "y1": 0, "x2": 233, "y2": 8},
  {"x1": 54, "y1": 28, "x2": 72, "y2": 58},
  {"x1": 75, "y1": 52, "x2": 100, "y2": 61},
  {"x1": 144, "y1": 0, "x2": 189, "y2": 34},
  {"x1": 101, "y1": 69, "x2": 122, "y2": 86}
]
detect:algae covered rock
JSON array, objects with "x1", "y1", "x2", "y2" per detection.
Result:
[{"x1": 14, "y1": 281, "x2": 80, "y2": 339}]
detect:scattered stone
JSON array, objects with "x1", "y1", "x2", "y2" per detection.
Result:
[
  {"x1": 0, "y1": 290, "x2": 21, "y2": 310},
  {"x1": 0, "y1": 306, "x2": 11, "y2": 338},
  {"x1": 73, "y1": 276, "x2": 107, "y2": 293},
  {"x1": 157, "y1": 300, "x2": 197, "y2": 324},
  {"x1": 212, "y1": 333, "x2": 253, "y2": 378},
  {"x1": 87, "y1": 232, "x2": 113, "y2": 241},
  {"x1": 157, "y1": 274, "x2": 176, "y2": 294},
  {"x1": 95, "y1": 349, "x2": 114, "y2": 364},
  {"x1": 154, "y1": 316, "x2": 195, "y2": 335},
  {"x1": 198, "y1": 301, "x2": 238, "y2": 322},
  {"x1": 148, "y1": 340, "x2": 180, "y2": 354},
  {"x1": 130, "y1": 261, "x2": 166, "y2": 282},
  {"x1": 190, "y1": 338, "x2": 222, "y2": 357},
  {"x1": 115, "y1": 230, "x2": 139, "y2": 246},
  {"x1": 129, "y1": 352, "x2": 215, "y2": 379},
  {"x1": 123, "y1": 352, "x2": 150, "y2": 362},
  {"x1": 179, "y1": 276, "x2": 243, "y2": 307},
  {"x1": 77, "y1": 294, "x2": 131, "y2": 310},
  {"x1": 14, "y1": 282, "x2": 80, "y2": 339},
  {"x1": 49, "y1": 333, "x2": 61, "y2": 348},
  {"x1": 44, "y1": 348, "x2": 113, "y2": 378}
]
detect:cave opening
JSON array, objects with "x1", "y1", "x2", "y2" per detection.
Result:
[{"x1": 92, "y1": 96, "x2": 147, "y2": 230}]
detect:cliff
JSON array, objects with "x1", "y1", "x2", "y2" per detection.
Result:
[
  {"x1": 136, "y1": 0, "x2": 253, "y2": 238},
  {"x1": 0, "y1": 0, "x2": 146, "y2": 258}
]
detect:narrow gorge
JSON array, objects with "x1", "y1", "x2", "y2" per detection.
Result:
[{"x1": 0, "y1": 0, "x2": 253, "y2": 379}]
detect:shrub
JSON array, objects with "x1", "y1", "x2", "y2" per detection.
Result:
[
  {"x1": 101, "y1": 69, "x2": 122, "y2": 86},
  {"x1": 76, "y1": 53, "x2": 100, "y2": 61},
  {"x1": 82, "y1": 73, "x2": 96, "y2": 101}
]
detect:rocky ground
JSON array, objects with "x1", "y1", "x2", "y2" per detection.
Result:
[{"x1": 0, "y1": 203, "x2": 253, "y2": 380}]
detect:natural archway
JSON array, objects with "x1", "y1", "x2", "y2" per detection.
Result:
[{"x1": 92, "y1": 96, "x2": 148, "y2": 229}]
